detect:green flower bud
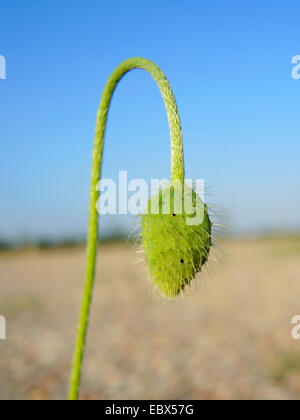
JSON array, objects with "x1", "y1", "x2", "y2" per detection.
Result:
[{"x1": 142, "y1": 183, "x2": 212, "y2": 298}]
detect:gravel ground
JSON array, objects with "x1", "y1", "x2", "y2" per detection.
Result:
[{"x1": 0, "y1": 237, "x2": 300, "y2": 400}]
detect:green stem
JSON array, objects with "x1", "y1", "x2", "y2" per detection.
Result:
[{"x1": 69, "y1": 57, "x2": 185, "y2": 400}]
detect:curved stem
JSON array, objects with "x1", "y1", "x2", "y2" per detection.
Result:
[{"x1": 69, "y1": 57, "x2": 185, "y2": 400}]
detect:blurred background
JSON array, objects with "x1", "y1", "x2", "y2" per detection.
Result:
[{"x1": 0, "y1": 0, "x2": 299, "y2": 400}]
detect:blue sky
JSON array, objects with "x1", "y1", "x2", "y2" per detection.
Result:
[{"x1": 0, "y1": 0, "x2": 299, "y2": 240}]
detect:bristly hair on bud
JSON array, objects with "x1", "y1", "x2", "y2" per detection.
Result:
[{"x1": 141, "y1": 183, "x2": 212, "y2": 298}]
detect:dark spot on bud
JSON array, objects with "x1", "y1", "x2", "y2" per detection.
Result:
[{"x1": 180, "y1": 259, "x2": 184, "y2": 264}]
